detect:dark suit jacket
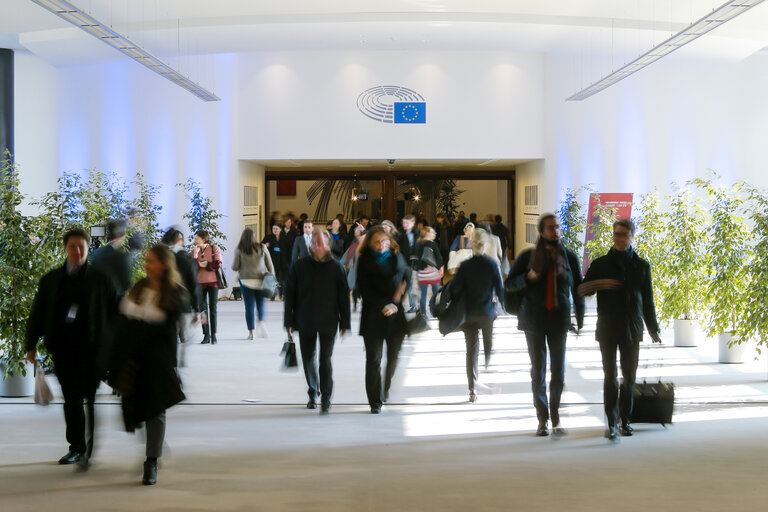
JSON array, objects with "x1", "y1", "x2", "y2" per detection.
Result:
[
  {"x1": 25, "y1": 262, "x2": 120, "y2": 376},
  {"x1": 90, "y1": 243, "x2": 131, "y2": 295},
  {"x1": 507, "y1": 246, "x2": 585, "y2": 333},
  {"x1": 452, "y1": 255, "x2": 504, "y2": 320},
  {"x1": 582, "y1": 247, "x2": 660, "y2": 342},
  {"x1": 291, "y1": 235, "x2": 311, "y2": 265},
  {"x1": 395, "y1": 228, "x2": 421, "y2": 267},
  {"x1": 283, "y1": 256, "x2": 351, "y2": 335}
]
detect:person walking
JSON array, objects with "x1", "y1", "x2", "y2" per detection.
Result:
[
  {"x1": 192, "y1": 230, "x2": 222, "y2": 344},
  {"x1": 414, "y1": 226, "x2": 444, "y2": 316},
  {"x1": 507, "y1": 213, "x2": 585, "y2": 436},
  {"x1": 25, "y1": 228, "x2": 120, "y2": 470},
  {"x1": 108, "y1": 245, "x2": 188, "y2": 485},
  {"x1": 233, "y1": 227, "x2": 275, "y2": 339},
  {"x1": 447, "y1": 222, "x2": 475, "y2": 275},
  {"x1": 284, "y1": 228, "x2": 351, "y2": 414},
  {"x1": 262, "y1": 223, "x2": 285, "y2": 300},
  {"x1": 329, "y1": 218, "x2": 346, "y2": 259},
  {"x1": 394, "y1": 214, "x2": 421, "y2": 312},
  {"x1": 434, "y1": 212, "x2": 452, "y2": 270},
  {"x1": 579, "y1": 218, "x2": 662, "y2": 441},
  {"x1": 90, "y1": 219, "x2": 131, "y2": 296},
  {"x1": 450, "y1": 229, "x2": 504, "y2": 403},
  {"x1": 355, "y1": 226, "x2": 409, "y2": 413},
  {"x1": 291, "y1": 220, "x2": 314, "y2": 265}
]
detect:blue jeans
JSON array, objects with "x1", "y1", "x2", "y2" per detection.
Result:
[
  {"x1": 240, "y1": 281, "x2": 265, "y2": 330},
  {"x1": 419, "y1": 283, "x2": 439, "y2": 315}
]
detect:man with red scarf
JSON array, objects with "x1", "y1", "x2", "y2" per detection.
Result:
[{"x1": 507, "y1": 213, "x2": 585, "y2": 437}]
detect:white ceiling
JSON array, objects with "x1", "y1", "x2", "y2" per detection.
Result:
[{"x1": 2, "y1": 0, "x2": 768, "y2": 67}]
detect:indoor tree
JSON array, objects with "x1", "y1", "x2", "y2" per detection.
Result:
[
  {"x1": 633, "y1": 189, "x2": 668, "y2": 317},
  {"x1": 557, "y1": 186, "x2": 588, "y2": 257},
  {"x1": 178, "y1": 178, "x2": 227, "y2": 251},
  {"x1": 741, "y1": 183, "x2": 768, "y2": 355}
]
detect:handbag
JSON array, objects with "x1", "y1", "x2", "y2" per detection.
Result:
[
  {"x1": 34, "y1": 364, "x2": 53, "y2": 406},
  {"x1": 281, "y1": 334, "x2": 299, "y2": 370},
  {"x1": 215, "y1": 267, "x2": 228, "y2": 289},
  {"x1": 406, "y1": 312, "x2": 430, "y2": 337},
  {"x1": 260, "y1": 272, "x2": 279, "y2": 299},
  {"x1": 447, "y1": 248, "x2": 472, "y2": 271},
  {"x1": 417, "y1": 266, "x2": 441, "y2": 285},
  {"x1": 630, "y1": 380, "x2": 675, "y2": 425},
  {"x1": 421, "y1": 245, "x2": 438, "y2": 269}
]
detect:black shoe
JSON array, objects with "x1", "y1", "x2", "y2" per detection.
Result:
[
  {"x1": 469, "y1": 392, "x2": 477, "y2": 403},
  {"x1": 201, "y1": 335, "x2": 211, "y2": 344},
  {"x1": 552, "y1": 426, "x2": 568, "y2": 437},
  {"x1": 620, "y1": 423, "x2": 634, "y2": 437},
  {"x1": 75, "y1": 457, "x2": 91, "y2": 472},
  {"x1": 306, "y1": 400, "x2": 317, "y2": 409},
  {"x1": 211, "y1": 334, "x2": 217, "y2": 344},
  {"x1": 58, "y1": 450, "x2": 84, "y2": 465},
  {"x1": 607, "y1": 425, "x2": 620, "y2": 442},
  {"x1": 320, "y1": 403, "x2": 331, "y2": 415},
  {"x1": 142, "y1": 460, "x2": 157, "y2": 485},
  {"x1": 536, "y1": 422, "x2": 549, "y2": 437},
  {"x1": 382, "y1": 390, "x2": 389, "y2": 403},
  {"x1": 370, "y1": 406, "x2": 382, "y2": 414}
]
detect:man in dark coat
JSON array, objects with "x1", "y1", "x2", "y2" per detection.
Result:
[
  {"x1": 507, "y1": 213, "x2": 585, "y2": 437},
  {"x1": 579, "y1": 218, "x2": 662, "y2": 442},
  {"x1": 25, "y1": 228, "x2": 120, "y2": 469},
  {"x1": 491, "y1": 214, "x2": 510, "y2": 258},
  {"x1": 394, "y1": 214, "x2": 421, "y2": 312},
  {"x1": 290, "y1": 220, "x2": 314, "y2": 266},
  {"x1": 162, "y1": 228, "x2": 202, "y2": 348},
  {"x1": 284, "y1": 228, "x2": 351, "y2": 414},
  {"x1": 434, "y1": 213, "x2": 452, "y2": 269},
  {"x1": 90, "y1": 219, "x2": 131, "y2": 296}
]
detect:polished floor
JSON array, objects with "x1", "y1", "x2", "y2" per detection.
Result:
[{"x1": 2, "y1": 298, "x2": 767, "y2": 511}]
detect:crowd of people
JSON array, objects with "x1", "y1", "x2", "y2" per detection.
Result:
[{"x1": 23, "y1": 208, "x2": 661, "y2": 486}]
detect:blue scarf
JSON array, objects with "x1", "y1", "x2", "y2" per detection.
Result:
[{"x1": 372, "y1": 249, "x2": 391, "y2": 266}]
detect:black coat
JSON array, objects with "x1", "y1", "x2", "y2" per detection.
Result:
[
  {"x1": 452, "y1": 255, "x2": 504, "y2": 320},
  {"x1": 582, "y1": 247, "x2": 660, "y2": 342},
  {"x1": 108, "y1": 287, "x2": 187, "y2": 429},
  {"x1": 283, "y1": 256, "x2": 351, "y2": 335},
  {"x1": 90, "y1": 243, "x2": 131, "y2": 296},
  {"x1": 507, "y1": 246, "x2": 585, "y2": 333},
  {"x1": 291, "y1": 235, "x2": 311, "y2": 265},
  {"x1": 173, "y1": 249, "x2": 202, "y2": 312},
  {"x1": 356, "y1": 250, "x2": 409, "y2": 338},
  {"x1": 25, "y1": 262, "x2": 120, "y2": 375},
  {"x1": 413, "y1": 240, "x2": 444, "y2": 270},
  {"x1": 395, "y1": 228, "x2": 421, "y2": 267}
]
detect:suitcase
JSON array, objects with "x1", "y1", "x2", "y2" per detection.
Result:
[{"x1": 630, "y1": 380, "x2": 674, "y2": 425}]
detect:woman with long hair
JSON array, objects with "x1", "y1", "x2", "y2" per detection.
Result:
[
  {"x1": 262, "y1": 223, "x2": 284, "y2": 300},
  {"x1": 233, "y1": 227, "x2": 275, "y2": 339},
  {"x1": 355, "y1": 226, "x2": 409, "y2": 413},
  {"x1": 192, "y1": 230, "x2": 222, "y2": 344},
  {"x1": 108, "y1": 244, "x2": 188, "y2": 485},
  {"x1": 414, "y1": 226, "x2": 444, "y2": 316},
  {"x1": 450, "y1": 229, "x2": 504, "y2": 403}
]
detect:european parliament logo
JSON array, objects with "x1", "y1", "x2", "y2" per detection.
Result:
[{"x1": 357, "y1": 86, "x2": 427, "y2": 124}]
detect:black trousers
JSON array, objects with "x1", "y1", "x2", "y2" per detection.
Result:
[
  {"x1": 598, "y1": 338, "x2": 640, "y2": 427},
  {"x1": 462, "y1": 316, "x2": 494, "y2": 393},
  {"x1": 524, "y1": 325, "x2": 568, "y2": 424},
  {"x1": 298, "y1": 331, "x2": 336, "y2": 405},
  {"x1": 54, "y1": 351, "x2": 99, "y2": 458},
  {"x1": 199, "y1": 284, "x2": 218, "y2": 335},
  {"x1": 363, "y1": 334, "x2": 404, "y2": 408}
]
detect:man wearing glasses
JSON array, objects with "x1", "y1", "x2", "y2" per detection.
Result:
[{"x1": 579, "y1": 219, "x2": 662, "y2": 442}]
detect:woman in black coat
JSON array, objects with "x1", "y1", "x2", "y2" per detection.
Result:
[
  {"x1": 109, "y1": 245, "x2": 187, "y2": 486},
  {"x1": 262, "y1": 224, "x2": 285, "y2": 299},
  {"x1": 451, "y1": 229, "x2": 504, "y2": 403},
  {"x1": 355, "y1": 226, "x2": 409, "y2": 413}
]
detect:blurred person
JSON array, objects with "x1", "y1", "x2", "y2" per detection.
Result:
[
  {"x1": 507, "y1": 213, "x2": 585, "y2": 437},
  {"x1": 468, "y1": 213, "x2": 478, "y2": 226},
  {"x1": 492, "y1": 214, "x2": 510, "y2": 257},
  {"x1": 355, "y1": 226, "x2": 409, "y2": 413},
  {"x1": 90, "y1": 219, "x2": 131, "y2": 296},
  {"x1": 342, "y1": 223, "x2": 366, "y2": 311},
  {"x1": 108, "y1": 245, "x2": 188, "y2": 485},
  {"x1": 291, "y1": 220, "x2": 314, "y2": 265},
  {"x1": 284, "y1": 228, "x2": 351, "y2": 414},
  {"x1": 434, "y1": 213, "x2": 452, "y2": 270},
  {"x1": 334, "y1": 213, "x2": 348, "y2": 237},
  {"x1": 161, "y1": 228, "x2": 201, "y2": 361},
  {"x1": 394, "y1": 214, "x2": 421, "y2": 312},
  {"x1": 192, "y1": 230, "x2": 222, "y2": 344},
  {"x1": 329, "y1": 218, "x2": 346, "y2": 259},
  {"x1": 296, "y1": 213, "x2": 309, "y2": 233},
  {"x1": 380, "y1": 219, "x2": 398, "y2": 236},
  {"x1": 447, "y1": 222, "x2": 475, "y2": 275},
  {"x1": 579, "y1": 218, "x2": 662, "y2": 442},
  {"x1": 126, "y1": 207, "x2": 145, "y2": 260},
  {"x1": 453, "y1": 211, "x2": 468, "y2": 237},
  {"x1": 478, "y1": 221, "x2": 503, "y2": 270},
  {"x1": 450, "y1": 229, "x2": 504, "y2": 403},
  {"x1": 233, "y1": 228, "x2": 275, "y2": 339},
  {"x1": 25, "y1": 228, "x2": 120, "y2": 469},
  {"x1": 414, "y1": 226, "x2": 444, "y2": 317},
  {"x1": 262, "y1": 224, "x2": 284, "y2": 300}
]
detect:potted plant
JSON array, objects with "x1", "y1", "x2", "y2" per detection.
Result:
[
  {"x1": 0, "y1": 154, "x2": 60, "y2": 395},
  {"x1": 585, "y1": 200, "x2": 617, "y2": 265},
  {"x1": 656, "y1": 185, "x2": 708, "y2": 347},
  {"x1": 633, "y1": 189, "x2": 668, "y2": 326},
  {"x1": 557, "y1": 186, "x2": 588, "y2": 257},
  {"x1": 692, "y1": 175, "x2": 751, "y2": 363},
  {"x1": 741, "y1": 184, "x2": 768, "y2": 365}
]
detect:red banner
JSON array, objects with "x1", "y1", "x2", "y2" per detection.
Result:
[{"x1": 582, "y1": 193, "x2": 633, "y2": 274}]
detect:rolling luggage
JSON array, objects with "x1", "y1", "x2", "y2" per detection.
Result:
[{"x1": 630, "y1": 380, "x2": 674, "y2": 425}]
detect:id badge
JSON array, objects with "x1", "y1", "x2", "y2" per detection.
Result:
[{"x1": 66, "y1": 304, "x2": 79, "y2": 323}]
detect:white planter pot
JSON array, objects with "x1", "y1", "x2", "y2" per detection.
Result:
[
  {"x1": 0, "y1": 360, "x2": 34, "y2": 397},
  {"x1": 718, "y1": 332, "x2": 746, "y2": 364},
  {"x1": 674, "y1": 319, "x2": 701, "y2": 347}
]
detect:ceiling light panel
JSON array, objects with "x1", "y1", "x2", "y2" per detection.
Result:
[{"x1": 29, "y1": 0, "x2": 220, "y2": 101}]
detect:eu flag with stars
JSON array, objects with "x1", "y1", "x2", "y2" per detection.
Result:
[{"x1": 394, "y1": 102, "x2": 426, "y2": 124}]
